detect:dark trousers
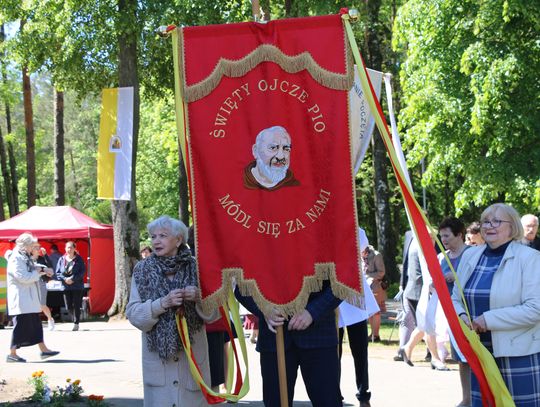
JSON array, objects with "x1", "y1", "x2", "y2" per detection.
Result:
[
  {"x1": 339, "y1": 320, "x2": 370, "y2": 402},
  {"x1": 63, "y1": 290, "x2": 83, "y2": 324},
  {"x1": 260, "y1": 344, "x2": 341, "y2": 407}
]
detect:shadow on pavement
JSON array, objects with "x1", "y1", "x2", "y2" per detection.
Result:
[
  {"x1": 105, "y1": 397, "x2": 143, "y2": 407},
  {"x1": 35, "y1": 358, "x2": 120, "y2": 364}
]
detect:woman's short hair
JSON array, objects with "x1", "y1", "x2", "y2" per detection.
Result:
[
  {"x1": 140, "y1": 245, "x2": 153, "y2": 254},
  {"x1": 15, "y1": 232, "x2": 37, "y2": 249},
  {"x1": 147, "y1": 216, "x2": 188, "y2": 243},
  {"x1": 480, "y1": 203, "x2": 524, "y2": 241},
  {"x1": 466, "y1": 221, "x2": 481, "y2": 235},
  {"x1": 439, "y1": 217, "x2": 465, "y2": 240}
]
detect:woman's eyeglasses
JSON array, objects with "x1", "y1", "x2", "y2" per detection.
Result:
[{"x1": 481, "y1": 219, "x2": 511, "y2": 229}]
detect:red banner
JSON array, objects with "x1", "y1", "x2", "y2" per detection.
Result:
[{"x1": 175, "y1": 15, "x2": 362, "y2": 314}]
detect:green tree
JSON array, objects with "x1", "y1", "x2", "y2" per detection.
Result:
[
  {"x1": 394, "y1": 0, "x2": 540, "y2": 216},
  {"x1": 136, "y1": 91, "x2": 180, "y2": 233}
]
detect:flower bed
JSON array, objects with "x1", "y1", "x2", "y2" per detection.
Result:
[{"x1": 15, "y1": 371, "x2": 108, "y2": 406}]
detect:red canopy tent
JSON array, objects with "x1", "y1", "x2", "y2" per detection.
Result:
[{"x1": 0, "y1": 206, "x2": 115, "y2": 314}]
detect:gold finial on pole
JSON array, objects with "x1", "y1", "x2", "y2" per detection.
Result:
[{"x1": 348, "y1": 9, "x2": 359, "y2": 22}]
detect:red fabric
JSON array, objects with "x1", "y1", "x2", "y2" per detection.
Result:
[
  {"x1": 0, "y1": 205, "x2": 111, "y2": 239},
  {"x1": 0, "y1": 206, "x2": 114, "y2": 314},
  {"x1": 356, "y1": 57, "x2": 495, "y2": 406},
  {"x1": 182, "y1": 15, "x2": 361, "y2": 307},
  {"x1": 205, "y1": 315, "x2": 228, "y2": 333},
  {"x1": 183, "y1": 16, "x2": 350, "y2": 88},
  {"x1": 243, "y1": 314, "x2": 259, "y2": 330}
]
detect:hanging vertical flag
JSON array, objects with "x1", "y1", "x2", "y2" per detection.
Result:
[
  {"x1": 97, "y1": 87, "x2": 134, "y2": 200},
  {"x1": 383, "y1": 74, "x2": 412, "y2": 189},
  {"x1": 0, "y1": 257, "x2": 6, "y2": 313},
  {"x1": 350, "y1": 67, "x2": 383, "y2": 174}
]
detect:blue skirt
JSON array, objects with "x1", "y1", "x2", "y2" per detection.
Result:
[{"x1": 472, "y1": 352, "x2": 540, "y2": 407}]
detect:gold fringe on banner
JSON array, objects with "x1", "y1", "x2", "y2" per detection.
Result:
[
  {"x1": 178, "y1": 29, "x2": 355, "y2": 103},
  {"x1": 198, "y1": 263, "x2": 365, "y2": 318}
]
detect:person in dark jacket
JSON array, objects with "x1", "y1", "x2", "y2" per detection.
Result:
[
  {"x1": 55, "y1": 241, "x2": 86, "y2": 331},
  {"x1": 236, "y1": 281, "x2": 342, "y2": 407}
]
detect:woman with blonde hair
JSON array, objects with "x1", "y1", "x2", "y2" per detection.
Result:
[
  {"x1": 452, "y1": 203, "x2": 540, "y2": 406},
  {"x1": 6, "y1": 232, "x2": 59, "y2": 362}
]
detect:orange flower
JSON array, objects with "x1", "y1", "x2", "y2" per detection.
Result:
[
  {"x1": 66, "y1": 378, "x2": 71, "y2": 382},
  {"x1": 73, "y1": 379, "x2": 81, "y2": 386},
  {"x1": 32, "y1": 371, "x2": 44, "y2": 378}
]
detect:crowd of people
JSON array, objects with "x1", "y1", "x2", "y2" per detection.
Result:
[
  {"x1": 124, "y1": 205, "x2": 539, "y2": 407},
  {"x1": 5, "y1": 204, "x2": 540, "y2": 406},
  {"x1": 394, "y1": 205, "x2": 540, "y2": 407}
]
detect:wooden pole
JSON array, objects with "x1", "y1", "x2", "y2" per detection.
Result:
[{"x1": 276, "y1": 325, "x2": 289, "y2": 407}]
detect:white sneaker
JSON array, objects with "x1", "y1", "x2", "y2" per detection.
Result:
[
  {"x1": 72, "y1": 323, "x2": 79, "y2": 331},
  {"x1": 47, "y1": 320, "x2": 55, "y2": 331}
]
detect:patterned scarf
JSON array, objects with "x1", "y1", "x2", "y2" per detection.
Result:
[
  {"x1": 133, "y1": 247, "x2": 204, "y2": 361},
  {"x1": 21, "y1": 249, "x2": 35, "y2": 271}
]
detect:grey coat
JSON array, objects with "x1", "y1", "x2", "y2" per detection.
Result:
[
  {"x1": 126, "y1": 279, "x2": 217, "y2": 407},
  {"x1": 403, "y1": 238, "x2": 423, "y2": 301}
]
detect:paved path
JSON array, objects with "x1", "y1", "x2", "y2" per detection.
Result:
[{"x1": 0, "y1": 319, "x2": 460, "y2": 406}]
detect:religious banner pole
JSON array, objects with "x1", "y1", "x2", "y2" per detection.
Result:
[{"x1": 276, "y1": 325, "x2": 289, "y2": 407}]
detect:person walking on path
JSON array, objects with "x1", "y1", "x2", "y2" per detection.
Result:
[
  {"x1": 394, "y1": 232, "x2": 422, "y2": 362},
  {"x1": 6, "y1": 233, "x2": 59, "y2": 362},
  {"x1": 36, "y1": 247, "x2": 55, "y2": 331}
]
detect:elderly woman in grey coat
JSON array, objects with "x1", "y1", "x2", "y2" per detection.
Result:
[
  {"x1": 127, "y1": 216, "x2": 216, "y2": 407},
  {"x1": 6, "y1": 232, "x2": 59, "y2": 362}
]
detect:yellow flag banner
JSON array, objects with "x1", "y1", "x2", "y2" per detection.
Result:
[{"x1": 97, "y1": 87, "x2": 134, "y2": 200}]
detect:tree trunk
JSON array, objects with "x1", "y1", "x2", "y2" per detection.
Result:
[
  {"x1": 68, "y1": 149, "x2": 81, "y2": 208},
  {"x1": 1, "y1": 25, "x2": 16, "y2": 216},
  {"x1": 108, "y1": 0, "x2": 140, "y2": 318},
  {"x1": 0, "y1": 25, "x2": 12, "y2": 217},
  {"x1": 54, "y1": 89, "x2": 65, "y2": 206},
  {"x1": 284, "y1": 0, "x2": 293, "y2": 16},
  {"x1": 22, "y1": 65, "x2": 36, "y2": 207},
  {"x1": 259, "y1": 0, "x2": 271, "y2": 20},
  {"x1": 365, "y1": 0, "x2": 398, "y2": 281},
  {"x1": 0, "y1": 108, "x2": 15, "y2": 217},
  {"x1": 7, "y1": 142, "x2": 19, "y2": 214},
  {"x1": 178, "y1": 153, "x2": 189, "y2": 224},
  {"x1": 0, "y1": 127, "x2": 11, "y2": 220}
]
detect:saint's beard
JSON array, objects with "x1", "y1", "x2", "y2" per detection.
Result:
[{"x1": 255, "y1": 156, "x2": 288, "y2": 185}]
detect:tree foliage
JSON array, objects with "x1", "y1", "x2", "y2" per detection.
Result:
[
  {"x1": 136, "y1": 91, "x2": 180, "y2": 237},
  {"x1": 1, "y1": 0, "x2": 538, "y2": 290},
  {"x1": 394, "y1": 0, "x2": 540, "y2": 216}
]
